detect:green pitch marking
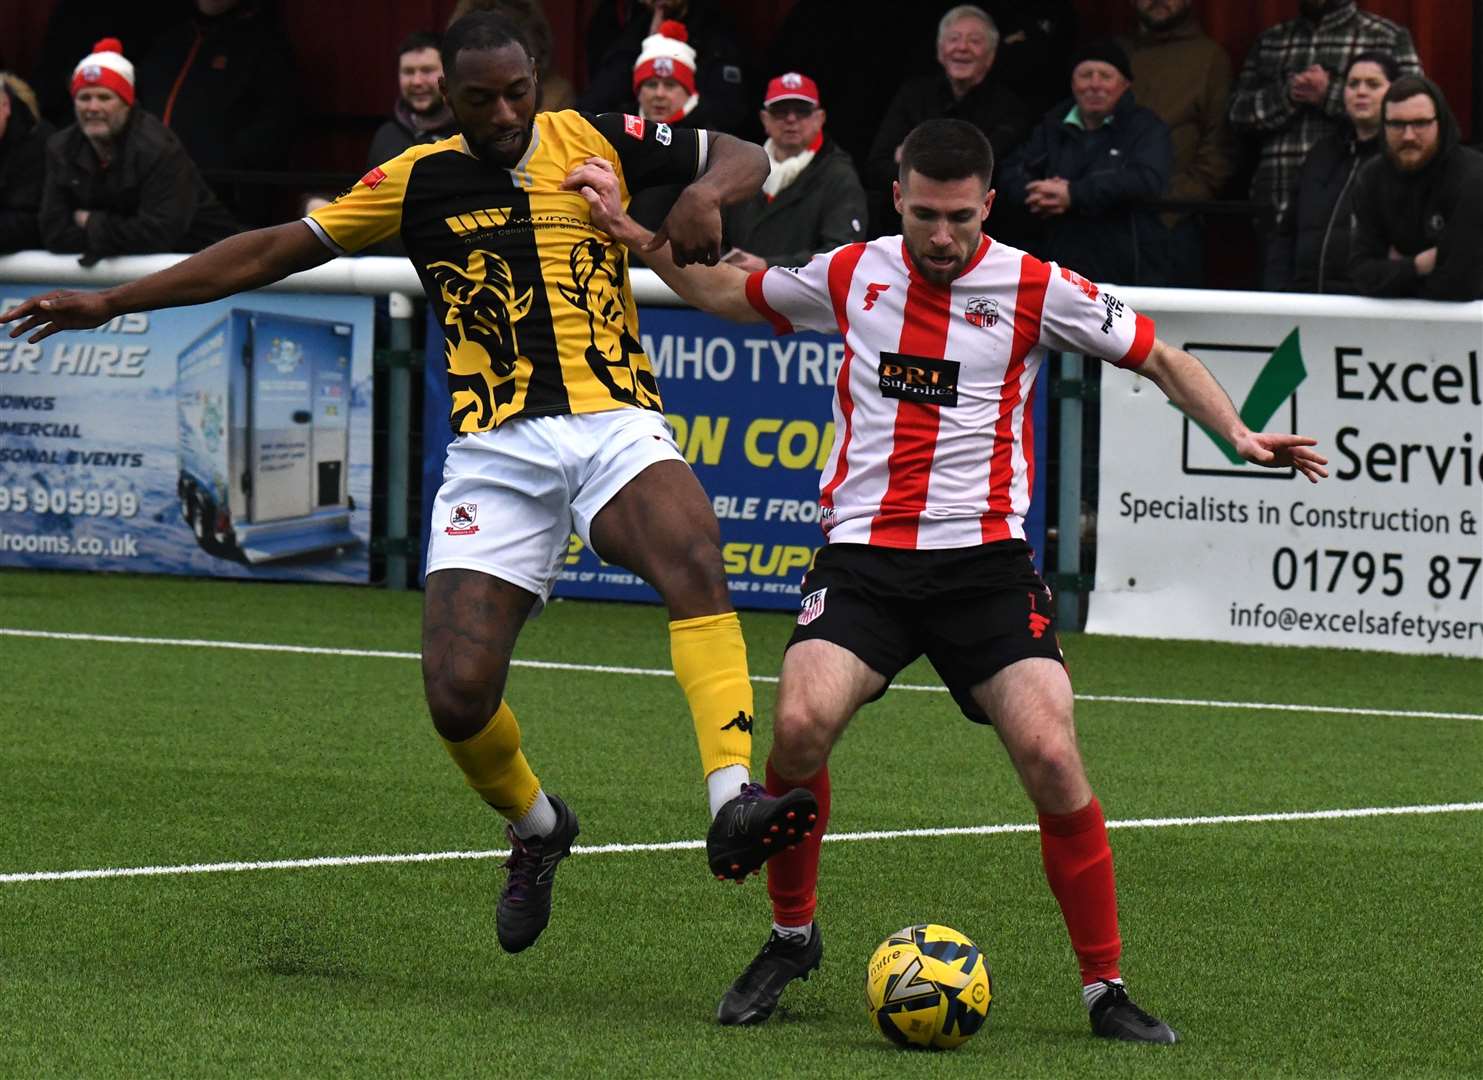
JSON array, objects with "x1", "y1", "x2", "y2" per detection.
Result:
[{"x1": 1184, "y1": 326, "x2": 1307, "y2": 464}]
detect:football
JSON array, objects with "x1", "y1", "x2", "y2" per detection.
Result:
[{"x1": 865, "y1": 923, "x2": 993, "y2": 1049}]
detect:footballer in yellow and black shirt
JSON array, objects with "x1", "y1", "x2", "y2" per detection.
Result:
[
  {"x1": 305, "y1": 109, "x2": 705, "y2": 433},
  {"x1": 0, "y1": 10, "x2": 818, "y2": 955}
]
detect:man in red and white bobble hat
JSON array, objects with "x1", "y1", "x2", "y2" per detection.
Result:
[
  {"x1": 70, "y1": 37, "x2": 136, "y2": 109},
  {"x1": 632, "y1": 20, "x2": 700, "y2": 124},
  {"x1": 37, "y1": 36, "x2": 237, "y2": 265}
]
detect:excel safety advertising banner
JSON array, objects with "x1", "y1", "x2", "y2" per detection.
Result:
[
  {"x1": 421, "y1": 305, "x2": 1048, "y2": 610},
  {"x1": 1088, "y1": 303, "x2": 1483, "y2": 658},
  {"x1": 0, "y1": 288, "x2": 375, "y2": 583}
]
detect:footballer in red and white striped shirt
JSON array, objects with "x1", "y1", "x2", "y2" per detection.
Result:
[{"x1": 566, "y1": 116, "x2": 1326, "y2": 1041}]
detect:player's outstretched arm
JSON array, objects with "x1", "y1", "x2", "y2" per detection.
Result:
[
  {"x1": 564, "y1": 157, "x2": 761, "y2": 325},
  {"x1": 0, "y1": 221, "x2": 334, "y2": 343},
  {"x1": 1138, "y1": 337, "x2": 1330, "y2": 483}
]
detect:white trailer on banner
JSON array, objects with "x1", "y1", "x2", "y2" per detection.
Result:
[{"x1": 1087, "y1": 288, "x2": 1483, "y2": 659}]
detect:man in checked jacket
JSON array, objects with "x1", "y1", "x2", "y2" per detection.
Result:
[{"x1": 1228, "y1": 0, "x2": 1420, "y2": 226}]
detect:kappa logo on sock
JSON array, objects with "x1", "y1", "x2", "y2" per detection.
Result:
[
  {"x1": 798, "y1": 587, "x2": 827, "y2": 626},
  {"x1": 721, "y1": 710, "x2": 753, "y2": 733}
]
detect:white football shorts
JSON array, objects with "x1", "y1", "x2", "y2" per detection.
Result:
[{"x1": 425, "y1": 407, "x2": 683, "y2": 603}]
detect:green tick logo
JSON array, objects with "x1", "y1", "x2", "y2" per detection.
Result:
[{"x1": 1178, "y1": 328, "x2": 1307, "y2": 474}]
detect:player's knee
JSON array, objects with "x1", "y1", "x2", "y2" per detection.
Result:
[
  {"x1": 656, "y1": 534, "x2": 729, "y2": 606},
  {"x1": 423, "y1": 669, "x2": 505, "y2": 742},
  {"x1": 772, "y1": 703, "x2": 832, "y2": 778},
  {"x1": 1018, "y1": 737, "x2": 1086, "y2": 803}
]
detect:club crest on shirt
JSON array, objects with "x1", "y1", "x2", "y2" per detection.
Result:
[
  {"x1": 964, "y1": 295, "x2": 998, "y2": 328},
  {"x1": 360, "y1": 166, "x2": 388, "y2": 190},
  {"x1": 623, "y1": 114, "x2": 645, "y2": 140},
  {"x1": 445, "y1": 502, "x2": 479, "y2": 536},
  {"x1": 798, "y1": 587, "x2": 827, "y2": 626}
]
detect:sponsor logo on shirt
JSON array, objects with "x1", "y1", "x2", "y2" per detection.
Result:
[
  {"x1": 656, "y1": 122, "x2": 672, "y2": 146},
  {"x1": 444, "y1": 206, "x2": 514, "y2": 235},
  {"x1": 964, "y1": 296, "x2": 998, "y2": 328},
  {"x1": 798, "y1": 587, "x2": 828, "y2": 626},
  {"x1": 360, "y1": 166, "x2": 388, "y2": 190},
  {"x1": 445, "y1": 502, "x2": 480, "y2": 536},
  {"x1": 878, "y1": 352, "x2": 960, "y2": 407},
  {"x1": 1100, "y1": 292, "x2": 1125, "y2": 334},
  {"x1": 623, "y1": 114, "x2": 645, "y2": 140},
  {"x1": 862, "y1": 282, "x2": 891, "y2": 311}
]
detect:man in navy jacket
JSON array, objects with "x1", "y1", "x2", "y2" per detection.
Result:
[{"x1": 998, "y1": 39, "x2": 1171, "y2": 285}]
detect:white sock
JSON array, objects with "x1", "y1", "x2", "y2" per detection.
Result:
[
  {"x1": 772, "y1": 921, "x2": 812, "y2": 943},
  {"x1": 511, "y1": 789, "x2": 558, "y2": 839},
  {"x1": 706, "y1": 764, "x2": 750, "y2": 819},
  {"x1": 1082, "y1": 977, "x2": 1123, "y2": 1010}
]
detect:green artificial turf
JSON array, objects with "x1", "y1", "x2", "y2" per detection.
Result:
[{"x1": 2, "y1": 569, "x2": 1479, "y2": 1078}]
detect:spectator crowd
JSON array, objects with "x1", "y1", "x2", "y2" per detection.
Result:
[{"x1": 0, "y1": 0, "x2": 1477, "y2": 299}]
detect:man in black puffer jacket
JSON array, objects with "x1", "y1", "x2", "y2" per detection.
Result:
[
  {"x1": 1265, "y1": 50, "x2": 1396, "y2": 294},
  {"x1": 1349, "y1": 74, "x2": 1483, "y2": 300},
  {"x1": 998, "y1": 39, "x2": 1171, "y2": 285}
]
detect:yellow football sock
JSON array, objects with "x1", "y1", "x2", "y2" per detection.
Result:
[
  {"x1": 670, "y1": 611, "x2": 754, "y2": 777},
  {"x1": 440, "y1": 701, "x2": 541, "y2": 822}
]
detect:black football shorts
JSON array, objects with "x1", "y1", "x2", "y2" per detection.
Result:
[{"x1": 786, "y1": 540, "x2": 1065, "y2": 724}]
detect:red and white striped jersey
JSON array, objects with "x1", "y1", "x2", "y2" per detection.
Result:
[{"x1": 745, "y1": 234, "x2": 1155, "y2": 550}]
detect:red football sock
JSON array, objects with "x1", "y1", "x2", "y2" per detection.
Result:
[
  {"x1": 764, "y1": 757, "x2": 831, "y2": 927},
  {"x1": 1039, "y1": 796, "x2": 1122, "y2": 984}
]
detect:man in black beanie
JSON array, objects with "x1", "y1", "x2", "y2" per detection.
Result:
[{"x1": 998, "y1": 38, "x2": 1172, "y2": 284}]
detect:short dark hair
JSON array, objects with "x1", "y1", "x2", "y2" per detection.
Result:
[
  {"x1": 899, "y1": 119, "x2": 994, "y2": 186},
  {"x1": 441, "y1": 11, "x2": 531, "y2": 78},
  {"x1": 397, "y1": 31, "x2": 442, "y2": 61},
  {"x1": 1346, "y1": 49, "x2": 1400, "y2": 83},
  {"x1": 1382, "y1": 73, "x2": 1439, "y2": 116}
]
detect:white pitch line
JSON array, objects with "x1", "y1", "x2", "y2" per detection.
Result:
[
  {"x1": 2, "y1": 626, "x2": 1481, "y2": 722},
  {"x1": 2, "y1": 801, "x2": 1479, "y2": 886}
]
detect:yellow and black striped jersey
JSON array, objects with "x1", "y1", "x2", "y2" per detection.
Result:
[{"x1": 305, "y1": 110, "x2": 708, "y2": 432}]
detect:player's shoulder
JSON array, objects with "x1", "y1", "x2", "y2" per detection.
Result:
[
  {"x1": 772, "y1": 236, "x2": 893, "y2": 285},
  {"x1": 365, "y1": 135, "x2": 466, "y2": 180},
  {"x1": 534, "y1": 109, "x2": 630, "y2": 167}
]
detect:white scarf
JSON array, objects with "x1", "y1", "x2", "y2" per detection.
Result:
[{"x1": 761, "y1": 139, "x2": 818, "y2": 199}]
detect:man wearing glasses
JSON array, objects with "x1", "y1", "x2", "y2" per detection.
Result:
[
  {"x1": 1349, "y1": 74, "x2": 1483, "y2": 300},
  {"x1": 720, "y1": 72, "x2": 866, "y2": 271}
]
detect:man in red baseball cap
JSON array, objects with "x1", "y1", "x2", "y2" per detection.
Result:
[{"x1": 721, "y1": 71, "x2": 866, "y2": 271}]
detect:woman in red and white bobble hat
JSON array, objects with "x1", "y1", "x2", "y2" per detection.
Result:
[{"x1": 632, "y1": 20, "x2": 699, "y2": 124}]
